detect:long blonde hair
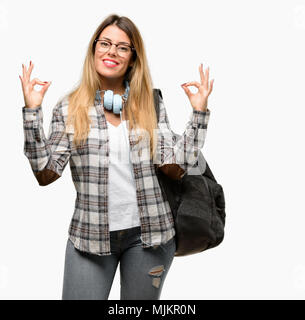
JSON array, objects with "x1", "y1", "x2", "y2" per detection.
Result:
[{"x1": 65, "y1": 14, "x2": 157, "y2": 159}]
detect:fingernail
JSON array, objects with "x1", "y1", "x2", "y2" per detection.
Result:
[
  {"x1": 30, "y1": 60, "x2": 32, "y2": 65},
  {"x1": 181, "y1": 83, "x2": 187, "y2": 86}
]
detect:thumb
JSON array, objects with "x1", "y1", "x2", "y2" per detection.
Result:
[{"x1": 41, "y1": 81, "x2": 52, "y2": 96}]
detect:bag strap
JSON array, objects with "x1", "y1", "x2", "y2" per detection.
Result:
[
  {"x1": 152, "y1": 88, "x2": 219, "y2": 183},
  {"x1": 153, "y1": 88, "x2": 162, "y2": 121}
]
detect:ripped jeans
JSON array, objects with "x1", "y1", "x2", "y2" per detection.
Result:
[{"x1": 61, "y1": 226, "x2": 176, "y2": 300}]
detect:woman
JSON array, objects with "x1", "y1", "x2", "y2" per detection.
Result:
[{"x1": 20, "y1": 14, "x2": 214, "y2": 300}]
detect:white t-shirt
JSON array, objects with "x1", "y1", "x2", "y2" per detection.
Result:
[{"x1": 107, "y1": 120, "x2": 141, "y2": 231}]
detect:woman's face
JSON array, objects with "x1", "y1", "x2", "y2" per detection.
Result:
[{"x1": 94, "y1": 25, "x2": 134, "y2": 86}]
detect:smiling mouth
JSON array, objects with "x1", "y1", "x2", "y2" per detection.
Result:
[{"x1": 103, "y1": 60, "x2": 119, "y2": 68}]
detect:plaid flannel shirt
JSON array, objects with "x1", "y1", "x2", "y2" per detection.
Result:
[{"x1": 22, "y1": 90, "x2": 210, "y2": 256}]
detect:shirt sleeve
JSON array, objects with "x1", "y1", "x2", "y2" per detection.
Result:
[
  {"x1": 155, "y1": 94, "x2": 210, "y2": 180},
  {"x1": 22, "y1": 101, "x2": 72, "y2": 186}
]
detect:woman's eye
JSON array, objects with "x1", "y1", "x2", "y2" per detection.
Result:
[{"x1": 119, "y1": 46, "x2": 128, "y2": 51}]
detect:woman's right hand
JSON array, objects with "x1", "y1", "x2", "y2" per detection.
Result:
[{"x1": 19, "y1": 61, "x2": 52, "y2": 109}]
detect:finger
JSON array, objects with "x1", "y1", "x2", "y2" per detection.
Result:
[
  {"x1": 29, "y1": 78, "x2": 48, "y2": 90},
  {"x1": 183, "y1": 81, "x2": 201, "y2": 89},
  {"x1": 19, "y1": 75, "x2": 24, "y2": 90},
  {"x1": 199, "y1": 63, "x2": 205, "y2": 85},
  {"x1": 22, "y1": 64, "x2": 27, "y2": 83},
  {"x1": 25, "y1": 61, "x2": 32, "y2": 82},
  {"x1": 208, "y1": 79, "x2": 214, "y2": 95},
  {"x1": 205, "y1": 67, "x2": 210, "y2": 90},
  {"x1": 30, "y1": 78, "x2": 47, "y2": 85},
  {"x1": 26, "y1": 60, "x2": 34, "y2": 82}
]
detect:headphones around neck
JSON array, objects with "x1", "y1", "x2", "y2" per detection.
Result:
[
  {"x1": 95, "y1": 79, "x2": 132, "y2": 166},
  {"x1": 95, "y1": 79, "x2": 130, "y2": 115}
]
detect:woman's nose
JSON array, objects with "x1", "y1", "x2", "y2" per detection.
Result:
[{"x1": 108, "y1": 44, "x2": 118, "y2": 55}]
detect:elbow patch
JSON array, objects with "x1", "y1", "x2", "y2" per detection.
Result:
[
  {"x1": 35, "y1": 168, "x2": 61, "y2": 186},
  {"x1": 158, "y1": 164, "x2": 185, "y2": 180}
]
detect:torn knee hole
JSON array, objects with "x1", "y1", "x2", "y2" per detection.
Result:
[
  {"x1": 148, "y1": 265, "x2": 165, "y2": 288},
  {"x1": 148, "y1": 265, "x2": 165, "y2": 276}
]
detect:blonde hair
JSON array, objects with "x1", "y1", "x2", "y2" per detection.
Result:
[{"x1": 65, "y1": 14, "x2": 157, "y2": 159}]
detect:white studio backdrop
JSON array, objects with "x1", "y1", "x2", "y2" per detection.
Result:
[{"x1": 0, "y1": 0, "x2": 304, "y2": 299}]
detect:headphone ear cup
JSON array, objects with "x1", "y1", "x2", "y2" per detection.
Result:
[
  {"x1": 103, "y1": 90, "x2": 114, "y2": 111},
  {"x1": 113, "y1": 94, "x2": 123, "y2": 114}
]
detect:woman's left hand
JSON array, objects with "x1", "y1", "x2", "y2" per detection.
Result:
[{"x1": 181, "y1": 63, "x2": 214, "y2": 112}]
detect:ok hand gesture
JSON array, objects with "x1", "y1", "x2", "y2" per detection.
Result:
[
  {"x1": 19, "y1": 61, "x2": 52, "y2": 109},
  {"x1": 181, "y1": 63, "x2": 214, "y2": 112}
]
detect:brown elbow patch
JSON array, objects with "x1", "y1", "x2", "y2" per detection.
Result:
[
  {"x1": 159, "y1": 164, "x2": 185, "y2": 180},
  {"x1": 35, "y1": 168, "x2": 60, "y2": 186}
]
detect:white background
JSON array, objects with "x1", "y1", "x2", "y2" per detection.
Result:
[{"x1": 0, "y1": 0, "x2": 304, "y2": 300}]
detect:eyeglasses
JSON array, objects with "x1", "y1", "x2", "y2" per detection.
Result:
[{"x1": 94, "y1": 39, "x2": 136, "y2": 57}]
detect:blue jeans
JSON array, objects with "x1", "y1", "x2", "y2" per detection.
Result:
[{"x1": 61, "y1": 226, "x2": 176, "y2": 300}]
